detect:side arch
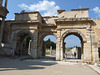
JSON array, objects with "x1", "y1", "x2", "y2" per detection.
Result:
[
  {"x1": 11, "y1": 30, "x2": 34, "y2": 42},
  {"x1": 61, "y1": 29, "x2": 87, "y2": 42},
  {"x1": 39, "y1": 33, "x2": 57, "y2": 43}
]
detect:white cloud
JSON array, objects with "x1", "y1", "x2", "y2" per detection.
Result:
[
  {"x1": 93, "y1": 7, "x2": 100, "y2": 17},
  {"x1": 11, "y1": 19, "x2": 14, "y2": 20},
  {"x1": 18, "y1": 0, "x2": 60, "y2": 16}
]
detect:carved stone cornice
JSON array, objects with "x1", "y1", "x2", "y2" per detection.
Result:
[
  {"x1": 11, "y1": 20, "x2": 42, "y2": 25},
  {"x1": 0, "y1": 5, "x2": 9, "y2": 18},
  {"x1": 55, "y1": 18, "x2": 95, "y2": 25}
]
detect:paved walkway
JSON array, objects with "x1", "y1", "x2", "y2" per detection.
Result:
[
  {"x1": 89, "y1": 64, "x2": 100, "y2": 74},
  {"x1": 0, "y1": 57, "x2": 99, "y2": 75}
]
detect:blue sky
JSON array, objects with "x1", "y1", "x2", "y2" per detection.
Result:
[
  {"x1": 44, "y1": 35, "x2": 81, "y2": 48},
  {"x1": 6, "y1": 0, "x2": 100, "y2": 20},
  {"x1": 5, "y1": 0, "x2": 100, "y2": 47}
]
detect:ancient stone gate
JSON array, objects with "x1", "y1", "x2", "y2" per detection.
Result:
[{"x1": 1, "y1": 8, "x2": 100, "y2": 63}]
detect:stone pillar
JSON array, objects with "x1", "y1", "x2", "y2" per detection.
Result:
[
  {"x1": 56, "y1": 30, "x2": 64, "y2": 61},
  {"x1": 37, "y1": 42, "x2": 42, "y2": 58},
  {"x1": 60, "y1": 40, "x2": 64, "y2": 60},
  {"x1": 56, "y1": 38, "x2": 63, "y2": 60},
  {"x1": 63, "y1": 42, "x2": 66, "y2": 58},
  {"x1": 28, "y1": 40, "x2": 32, "y2": 55},
  {"x1": 5, "y1": 0, "x2": 8, "y2": 8},
  {"x1": 0, "y1": 0, "x2": 3, "y2": 5},
  {"x1": 83, "y1": 30, "x2": 94, "y2": 63},
  {"x1": 42, "y1": 41, "x2": 46, "y2": 56},
  {"x1": 83, "y1": 42, "x2": 92, "y2": 62},
  {"x1": 56, "y1": 30, "x2": 62, "y2": 60},
  {"x1": 81, "y1": 42, "x2": 84, "y2": 60},
  {"x1": 30, "y1": 30, "x2": 38, "y2": 58},
  {"x1": 92, "y1": 43, "x2": 99, "y2": 63},
  {"x1": 50, "y1": 46, "x2": 52, "y2": 55},
  {"x1": 0, "y1": 18, "x2": 5, "y2": 43}
]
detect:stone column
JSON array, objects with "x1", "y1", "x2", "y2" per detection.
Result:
[
  {"x1": 28, "y1": 40, "x2": 32, "y2": 55},
  {"x1": 60, "y1": 40, "x2": 64, "y2": 60},
  {"x1": 42, "y1": 41, "x2": 46, "y2": 56},
  {"x1": 81, "y1": 42, "x2": 84, "y2": 60},
  {"x1": 5, "y1": 0, "x2": 8, "y2": 8},
  {"x1": 83, "y1": 30, "x2": 94, "y2": 63},
  {"x1": 56, "y1": 30, "x2": 64, "y2": 61},
  {"x1": 30, "y1": 30, "x2": 38, "y2": 58},
  {"x1": 0, "y1": 18, "x2": 5, "y2": 43},
  {"x1": 56, "y1": 30, "x2": 61, "y2": 60},
  {"x1": 92, "y1": 42, "x2": 99, "y2": 63},
  {"x1": 0, "y1": 0, "x2": 3, "y2": 5},
  {"x1": 50, "y1": 46, "x2": 52, "y2": 55},
  {"x1": 83, "y1": 42, "x2": 92, "y2": 62},
  {"x1": 63, "y1": 42, "x2": 66, "y2": 58},
  {"x1": 37, "y1": 41, "x2": 42, "y2": 58}
]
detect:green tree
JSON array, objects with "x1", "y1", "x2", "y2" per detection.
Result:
[{"x1": 44, "y1": 38, "x2": 56, "y2": 50}]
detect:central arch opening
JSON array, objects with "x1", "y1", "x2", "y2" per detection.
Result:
[
  {"x1": 62, "y1": 33, "x2": 84, "y2": 60},
  {"x1": 15, "y1": 32, "x2": 31, "y2": 56},
  {"x1": 43, "y1": 35, "x2": 56, "y2": 59}
]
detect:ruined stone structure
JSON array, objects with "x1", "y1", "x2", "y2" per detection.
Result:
[
  {"x1": 0, "y1": 4, "x2": 100, "y2": 63},
  {"x1": 66, "y1": 46, "x2": 81, "y2": 59},
  {"x1": 0, "y1": 0, "x2": 9, "y2": 55}
]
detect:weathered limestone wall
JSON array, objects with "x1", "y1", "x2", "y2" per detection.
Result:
[
  {"x1": 92, "y1": 19, "x2": 100, "y2": 43},
  {"x1": 0, "y1": 21, "x2": 12, "y2": 55},
  {"x1": 2, "y1": 21, "x2": 13, "y2": 43},
  {"x1": 15, "y1": 12, "x2": 42, "y2": 23},
  {"x1": 58, "y1": 9, "x2": 89, "y2": 18},
  {"x1": 43, "y1": 16, "x2": 58, "y2": 25},
  {"x1": 56, "y1": 21, "x2": 95, "y2": 62}
]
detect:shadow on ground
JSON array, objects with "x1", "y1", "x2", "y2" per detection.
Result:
[{"x1": 0, "y1": 56, "x2": 57, "y2": 71}]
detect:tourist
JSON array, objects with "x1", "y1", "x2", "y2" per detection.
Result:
[
  {"x1": 10, "y1": 48, "x2": 14, "y2": 58},
  {"x1": 18, "y1": 49, "x2": 21, "y2": 56},
  {"x1": 74, "y1": 52, "x2": 76, "y2": 58}
]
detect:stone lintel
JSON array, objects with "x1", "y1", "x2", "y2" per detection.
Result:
[
  {"x1": 12, "y1": 28, "x2": 38, "y2": 31},
  {"x1": 42, "y1": 25, "x2": 57, "y2": 28},
  {"x1": 11, "y1": 21, "x2": 42, "y2": 25},
  {"x1": 57, "y1": 10, "x2": 66, "y2": 14},
  {"x1": 42, "y1": 31, "x2": 57, "y2": 33},
  {"x1": 56, "y1": 27, "x2": 87, "y2": 30},
  {"x1": 15, "y1": 11, "x2": 40, "y2": 15},
  {"x1": 15, "y1": 11, "x2": 42, "y2": 17},
  {"x1": 43, "y1": 16, "x2": 58, "y2": 18},
  {"x1": 71, "y1": 8, "x2": 89, "y2": 11},
  {"x1": 56, "y1": 19, "x2": 94, "y2": 25}
]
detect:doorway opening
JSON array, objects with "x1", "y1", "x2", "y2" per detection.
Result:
[
  {"x1": 63, "y1": 34, "x2": 83, "y2": 60},
  {"x1": 43, "y1": 35, "x2": 56, "y2": 59},
  {"x1": 15, "y1": 33, "x2": 31, "y2": 56}
]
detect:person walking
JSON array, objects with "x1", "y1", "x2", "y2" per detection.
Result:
[
  {"x1": 10, "y1": 48, "x2": 14, "y2": 58},
  {"x1": 74, "y1": 52, "x2": 76, "y2": 58},
  {"x1": 18, "y1": 49, "x2": 21, "y2": 56}
]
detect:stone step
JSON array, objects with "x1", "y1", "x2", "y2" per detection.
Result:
[{"x1": 63, "y1": 59, "x2": 83, "y2": 63}]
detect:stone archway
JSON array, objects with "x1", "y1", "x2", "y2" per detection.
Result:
[
  {"x1": 61, "y1": 29, "x2": 87, "y2": 42},
  {"x1": 56, "y1": 29, "x2": 87, "y2": 61},
  {"x1": 38, "y1": 33, "x2": 57, "y2": 58},
  {"x1": 62, "y1": 30, "x2": 87, "y2": 60},
  {"x1": 10, "y1": 30, "x2": 33, "y2": 56}
]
